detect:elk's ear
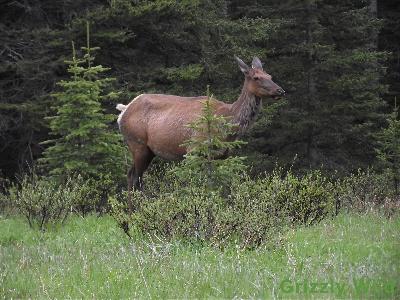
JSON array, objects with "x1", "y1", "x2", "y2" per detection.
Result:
[
  {"x1": 252, "y1": 57, "x2": 263, "y2": 70},
  {"x1": 235, "y1": 56, "x2": 250, "y2": 74}
]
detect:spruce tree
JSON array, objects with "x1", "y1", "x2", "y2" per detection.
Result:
[
  {"x1": 174, "y1": 87, "x2": 246, "y2": 190},
  {"x1": 379, "y1": 0, "x2": 400, "y2": 109},
  {"x1": 40, "y1": 23, "x2": 125, "y2": 181},
  {"x1": 238, "y1": 0, "x2": 388, "y2": 173},
  {"x1": 376, "y1": 100, "x2": 400, "y2": 195}
]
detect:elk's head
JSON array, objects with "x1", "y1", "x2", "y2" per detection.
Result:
[{"x1": 236, "y1": 56, "x2": 285, "y2": 99}]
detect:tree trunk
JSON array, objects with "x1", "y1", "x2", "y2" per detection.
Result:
[
  {"x1": 369, "y1": 0, "x2": 378, "y2": 51},
  {"x1": 306, "y1": 0, "x2": 318, "y2": 167}
]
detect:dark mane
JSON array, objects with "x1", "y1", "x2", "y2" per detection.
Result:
[{"x1": 231, "y1": 87, "x2": 262, "y2": 135}]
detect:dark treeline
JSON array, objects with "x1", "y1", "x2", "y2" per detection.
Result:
[{"x1": 0, "y1": 0, "x2": 399, "y2": 179}]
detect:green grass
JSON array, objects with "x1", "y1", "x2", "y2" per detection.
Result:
[{"x1": 0, "y1": 213, "x2": 399, "y2": 299}]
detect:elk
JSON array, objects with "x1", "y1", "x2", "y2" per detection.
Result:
[{"x1": 117, "y1": 56, "x2": 284, "y2": 209}]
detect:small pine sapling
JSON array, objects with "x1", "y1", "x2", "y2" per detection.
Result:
[
  {"x1": 39, "y1": 22, "x2": 126, "y2": 182},
  {"x1": 174, "y1": 86, "x2": 247, "y2": 190}
]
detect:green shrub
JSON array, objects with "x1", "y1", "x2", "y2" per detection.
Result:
[
  {"x1": 135, "y1": 183, "x2": 223, "y2": 241},
  {"x1": 68, "y1": 172, "x2": 122, "y2": 215},
  {"x1": 216, "y1": 175, "x2": 289, "y2": 246},
  {"x1": 0, "y1": 192, "x2": 8, "y2": 215},
  {"x1": 69, "y1": 174, "x2": 107, "y2": 217},
  {"x1": 7, "y1": 174, "x2": 99, "y2": 230},
  {"x1": 108, "y1": 191, "x2": 134, "y2": 237},
  {"x1": 336, "y1": 170, "x2": 397, "y2": 216},
  {"x1": 140, "y1": 161, "x2": 178, "y2": 197},
  {"x1": 0, "y1": 172, "x2": 8, "y2": 214},
  {"x1": 110, "y1": 168, "x2": 337, "y2": 247},
  {"x1": 281, "y1": 171, "x2": 336, "y2": 225},
  {"x1": 223, "y1": 170, "x2": 336, "y2": 246}
]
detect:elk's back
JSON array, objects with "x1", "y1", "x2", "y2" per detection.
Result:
[{"x1": 119, "y1": 94, "x2": 227, "y2": 160}]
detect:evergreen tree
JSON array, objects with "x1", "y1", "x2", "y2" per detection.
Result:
[
  {"x1": 0, "y1": 0, "x2": 104, "y2": 178},
  {"x1": 376, "y1": 100, "x2": 400, "y2": 195},
  {"x1": 238, "y1": 0, "x2": 388, "y2": 173},
  {"x1": 378, "y1": 0, "x2": 400, "y2": 109},
  {"x1": 174, "y1": 87, "x2": 246, "y2": 190},
  {"x1": 39, "y1": 24, "x2": 125, "y2": 180}
]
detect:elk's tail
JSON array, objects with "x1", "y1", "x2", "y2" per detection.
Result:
[
  {"x1": 116, "y1": 104, "x2": 127, "y2": 129},
  {"x1": 116, "y1": 104, "x2": 127, "y2": 112}
]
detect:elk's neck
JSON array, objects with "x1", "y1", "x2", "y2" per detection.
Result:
[{"x1": 231, "y1": 83, "x2": 262, "y2": 135}]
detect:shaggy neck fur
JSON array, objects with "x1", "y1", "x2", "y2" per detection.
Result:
[{"x1": 231, "y1": 82, "x2": 262, "y2": 135}]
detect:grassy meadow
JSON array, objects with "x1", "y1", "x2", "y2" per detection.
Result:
[{"x1": 1, "y1": 212, "x2": 399, "y2": 299}]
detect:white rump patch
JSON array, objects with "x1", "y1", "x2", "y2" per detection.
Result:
[
  {"x1": 116, "y1": 94, "x2": 143, "y2": 128},
  {"x1": 116, "y1": 104, "x2": 126, "y2": 112}
]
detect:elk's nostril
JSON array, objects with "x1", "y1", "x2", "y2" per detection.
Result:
[{"x1": 277, "y1": 88, "x2": 285, "y2": 95}]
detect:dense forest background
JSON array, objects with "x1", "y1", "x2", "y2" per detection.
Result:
[{"x1": 0, "y1": 0, "x2": 399, "y2": 180}]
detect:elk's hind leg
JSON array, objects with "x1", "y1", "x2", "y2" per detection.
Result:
[
  {"x1": 132, "y1": 146, "x2": 155, "y2": 190},
  {"x1": 127, "y1": 165, "x2": 135, "y2": 192},
  {"x1": 127, "y1": 145, "x2": 154, "y2": 211}
]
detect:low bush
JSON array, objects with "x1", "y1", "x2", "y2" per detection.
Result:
[
  {"x1": 0, "y1": 172, "x2": 9, "y2": 214},
  {"x1": 136, "y1": 183, "x2": 223, "y2": 241},
  {"x1": 5, "y1": 174, "x2": 101, "y2": 230},
  {"x1": 72, "y1": 173, "x2": 117, "y2": 216},
  {"x1": 224, "y1": 170, "x2": 336, "y2": 245},
  {"x1": 111, "y1": 168, "x2": 337, "y2": 247},
  {"x1": 0, "y1": 193, "x2": 8, "y2": 215},
  {"x1": 337, "y1": 170, "x2": 399, "y2": 217},
  {"x1": 112, "y1": 166, "x2": 399, "y2": 247},
  {"x1": 108, "y1": 191, "x2": 133, "y2": 236}
]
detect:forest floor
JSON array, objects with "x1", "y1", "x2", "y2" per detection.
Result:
[{"x1": 0, "y1": 212, "x2": 399, "y2": 299}]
